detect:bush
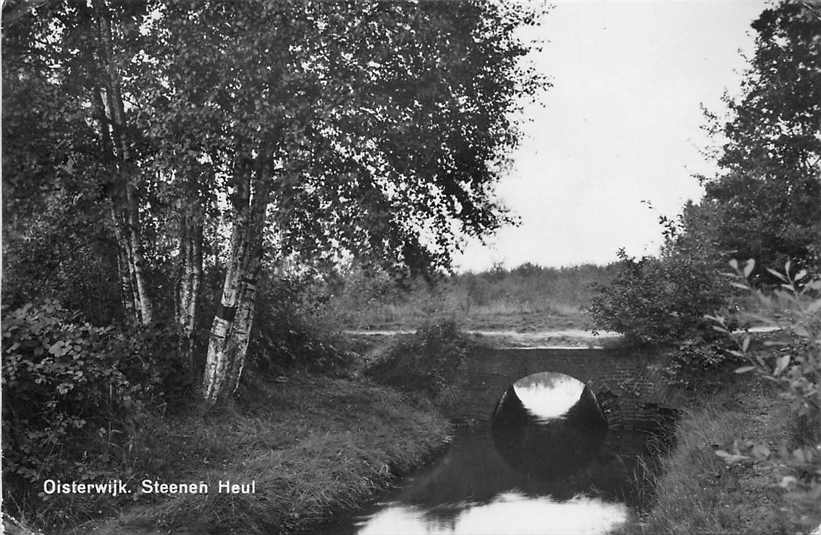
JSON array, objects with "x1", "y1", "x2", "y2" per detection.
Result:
[
  {"x1": 709, "y1": 260, "x2": 821, "y2": 527},
  {"x1": 662, "y1": 338, "x2": 740, "y2": 392},
  {"x1": 590, "y1": 249, "x2": 728, "y2": 345},
  {"x1": 1, "y1": 300, "x2": 185, "y2": 525},
  {"x1": 365, "y1": 319, "x2": 472, "y2": 398},
  {"x1": 246, "y1": 275, "x2": 353, "y2": 375}
]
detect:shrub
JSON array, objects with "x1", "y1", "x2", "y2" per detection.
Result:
[
  {"x1": 590, "y1": 249, "x2": 728, "y2": 345},
  {"x1": 365, "y1": 319, "x2": 472, "y2": 398},
  {"x1": 709, "y1": 260, "x2": 821, "y2": 527},
  {"x1": 1, "y1": 300, "x2": 184, "y2": 525},
  {"x1": 247, "y1": 275, "x2": 353, "y2": 375},
  {"x1": 663, "y1": 338, "x2": 741, "y2": 392}
]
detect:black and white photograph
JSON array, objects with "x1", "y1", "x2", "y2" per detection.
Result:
[{"x1": 1, "y1": 1, "x2": 820, "y2": 534}]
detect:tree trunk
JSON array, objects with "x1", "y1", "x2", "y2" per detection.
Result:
[
  {"x1": 176, "y1": 199, "x2": 204, "y2": 369},
  {"x1": 202, "y1": 156, "x2": 269, "y2": 406},
  {"x1": 113, "y1": 217, "x2": 136, "y2": 321},
  {"x1": 122, "y1": 181, "x2": 153, "y2": 324},
  {"x1": 92, "y1": 85, "x2": 143, "y2": 325},
  {"x1": 93, "y1": 0, "x2": 154, "y2": 325}
]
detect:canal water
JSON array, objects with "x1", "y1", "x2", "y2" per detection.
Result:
[{"x1": 317, "y1": 370, "x2": 672, "y2": 535}]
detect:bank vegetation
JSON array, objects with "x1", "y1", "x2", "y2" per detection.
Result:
[{"x1": 591, "y1": 2, "x2": 820, "y2": 532}]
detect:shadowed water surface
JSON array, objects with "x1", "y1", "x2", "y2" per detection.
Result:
[{"x1": 317, "y1": 371, "x2": 667, "y2": 535}]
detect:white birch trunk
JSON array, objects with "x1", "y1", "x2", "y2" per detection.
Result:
[
  {"x1": 114, "y1": 220, "x2": 136, "y2": 321},
  {"x1": 124, "y1": 184, "x2": 153, "y2": 324},
  {"x1": 176, "y1": 200, "x2": 204, "y2": 368},
  {"x1": 95, "y1": 0, "x2": 154, "y2": 325},
  {"x1": 202, "y1": 156, "x2": 269, "y2": 406}
]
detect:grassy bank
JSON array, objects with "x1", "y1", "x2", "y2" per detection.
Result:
[
  {"x1": 623, "y1": 376, "x2": 820, "y2": 535},
  {"x1": 42, "y1": 374, "x2": 450, "y2": 535}
]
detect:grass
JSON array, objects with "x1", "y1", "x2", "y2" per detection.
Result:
[
  {"x1": 622, "y1": 377, "x2": 817, "y2": 535},
  {"x1": 54, "y1": 374, "x2": 450, "y2": 535},
  {"x1": 328, "y1": 263, "x2": 614, "y2": 332}
]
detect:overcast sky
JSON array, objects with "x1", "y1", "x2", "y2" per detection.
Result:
[{"x1": 454, "y1": 0, "x2": 769, "y2": 272}]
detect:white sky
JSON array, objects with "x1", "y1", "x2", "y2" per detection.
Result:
[{"x1": 454, "y1": 0, "x2": 768, "y2": 272}]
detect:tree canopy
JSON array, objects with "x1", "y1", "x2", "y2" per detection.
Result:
[
  {"x1": 2, "y1": 0, "x2": 547, "y2": 403},
  {"x1": 697, "y1": 0, "x2": 821, "y2": 270}
]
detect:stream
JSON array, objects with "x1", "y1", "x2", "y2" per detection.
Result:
[{"x1": 315, "y1": 358, "x2": 674, "y2": 535}]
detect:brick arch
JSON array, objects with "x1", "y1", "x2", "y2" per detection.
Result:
[{"x1": 446, "y1": 346, "x2": 675, "y2": 430}]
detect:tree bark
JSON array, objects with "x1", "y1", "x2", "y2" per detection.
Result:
[
  {"x1": 202, "y1": 155, "x2": 270, "y2": 406},
  {"x1": 113, "y1": 216, "x2": 136, "y2": 321},
  {"x1": 93, "y1": 0, "x2": 154, "y2": 325},
  {"x1": 176, "y1": 198, "x2": 204, "y2": 369}
]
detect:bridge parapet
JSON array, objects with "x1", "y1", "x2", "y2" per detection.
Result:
[{"x1": 443, "y1": 346, "x2": 676, "y2": 430}]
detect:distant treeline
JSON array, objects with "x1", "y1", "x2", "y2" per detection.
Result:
[{"x1": 326, "y1": 263, "x2": 617, "y2": 330}]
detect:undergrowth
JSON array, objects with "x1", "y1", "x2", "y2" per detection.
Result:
[
  {"x1": 622, "y1": 378, "x2": 809, "y2": 535},
  {"x1": 364, "y1": 319, "x2": 476, "y2": 402},
  {"x1": 68, "y1": 375, "x2": 450, "y2": 535}
]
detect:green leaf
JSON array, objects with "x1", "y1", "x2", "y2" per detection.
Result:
[{"x1": 734, "y1": 366, "x2": 757, "y2": 374}]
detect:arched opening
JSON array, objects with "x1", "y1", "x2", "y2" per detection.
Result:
[{"x1": 491, "y1": 372, "x2": 608, "y2": 479}]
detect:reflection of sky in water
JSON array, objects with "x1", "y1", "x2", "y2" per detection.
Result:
[
  {"x1": 355, "y1": 492, "x2": 628, "y2": 535},
  {"x1": 513, "y1": 372, "x2": 585, "y2": 420}
]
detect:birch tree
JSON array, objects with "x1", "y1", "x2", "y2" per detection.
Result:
[
  {"x1": 154, "y1": 0, "x2": 546, "y2": 405},
  {"x1": 4, "y1": 0, "x2": 216, "y2": 336},
  {"x1": 3, "y1": 0, "x2": 157, "y2": 325}
]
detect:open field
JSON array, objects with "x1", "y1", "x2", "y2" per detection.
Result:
[{"x1": 329, "y1": 263, "x2": 616, "y2": 332}]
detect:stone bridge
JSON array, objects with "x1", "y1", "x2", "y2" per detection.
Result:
[{"x1": 445, "y1": 346, "x2": 678, "y2": 431}]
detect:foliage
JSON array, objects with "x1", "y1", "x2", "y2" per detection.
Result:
[
  {"x1": 709, "y1": 259, "x2": 821, "y2": 524},
  {"x1": 0, "y1": 300, "x2": 187, "y2": 525},
  {"x1": 147, "y1": 0, "x2": 547, "y2": 278},
  {"x1": 696, "y1": 0, "x2": 821, "y2": 271},
  {"x1": 590, "y1": 249, "x2": 728, "y2": 345},
  {"x1": 4, "y1": 0, "x2": 549, "y2": 407},
  {"x1": 623, "y1": 385, "x2": 806, "y2": 535},
  {"x1": 662, "y1": 338, "x2": 741, "y2": 392},
  {"x1": 78, "y1": 376, "x2": 449, "y2": 535},
  {"x1": 1, "y1": 192, "x2": 122, "y2": 325},
  {"x1": 327, "y1": 262, "x2": 614, "y2": 330},
  {"x1": 366, "y1": 319, "x2": 472, "y2": 398},
  {"x1": 1, "y1": 0, "x2": 187, "y2": 326},
  {"x1": 246, "y1": 274, "x2": 354, "y2": 376},
  {"x1": 593, "y1": 1, "x2": 820, "y2": 348}
]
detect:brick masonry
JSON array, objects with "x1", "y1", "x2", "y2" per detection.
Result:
[{"x1": 444, "y1": 346, "x2": 678, "y2": 431}]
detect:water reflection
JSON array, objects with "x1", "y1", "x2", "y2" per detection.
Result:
[
  {"x1": 492, "y1": 372, "x2": 608, "y2": 479},
  {"x1": 511, "y1": 372, "x2": 587, "y2": 421},
  {"x1": 356, "y1": 493, "x2": 627, "y2": 535},
  {"x1": 324, "y1": 372, "x2": 635, "y2": 535}
]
